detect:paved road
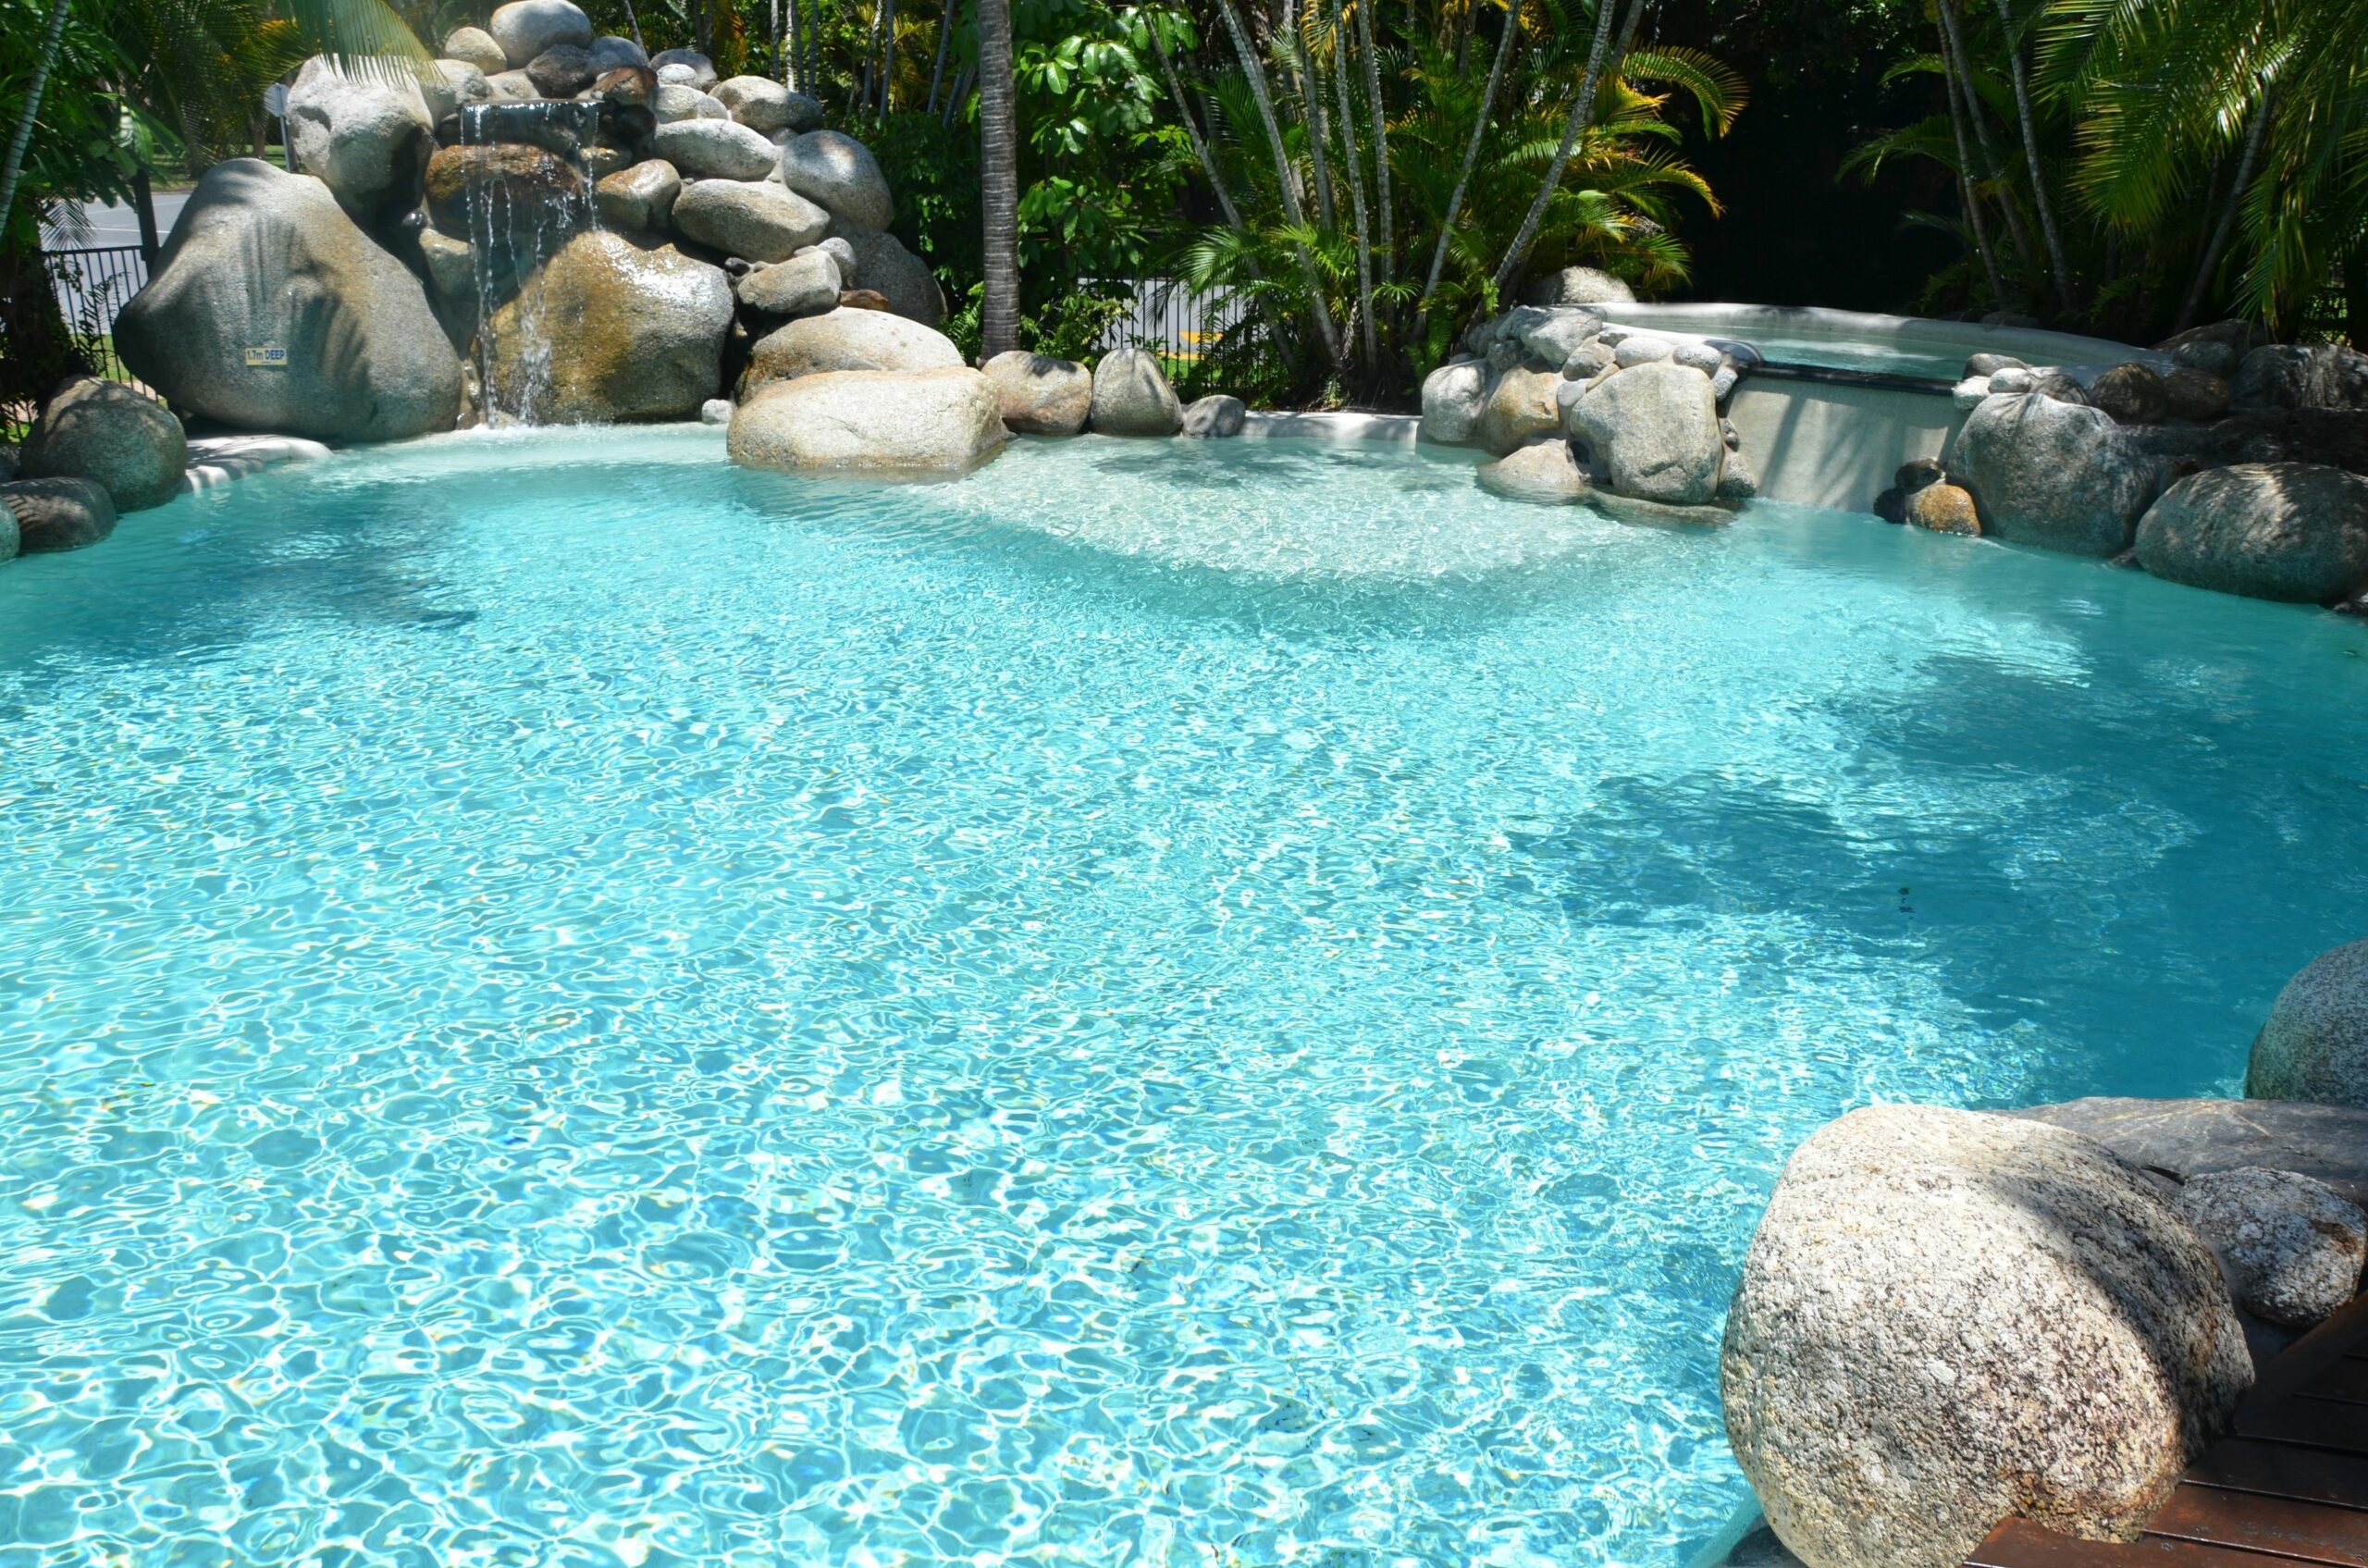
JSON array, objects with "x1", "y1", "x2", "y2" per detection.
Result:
[{"x1": 56, "y1": 190, "x2": 190, "y2": 250}]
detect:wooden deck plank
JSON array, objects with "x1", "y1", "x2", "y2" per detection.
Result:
[
  {"x1": 2235, "y1": 1396, "x2": 2368, "y2": 1456},
  {"x1": 1967, "y1": 1520, "x2": 2314, "y2": 1568},
  {"x1": 2186, "y1": 1438, "x2": 2368, "y2": 1510},
  {"x1": 1965, "y1": 1295, "x2": 2368, "y2": 1568},
  {"x1": 2145, "y1": 1486, "x2": 2368, "y2": 1567}
]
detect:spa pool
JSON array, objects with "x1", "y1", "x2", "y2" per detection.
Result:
[{"x1": 4, "y1": 428, "x2": 2365, "y2": 1567}]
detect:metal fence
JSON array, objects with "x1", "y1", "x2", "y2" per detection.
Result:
[
  {"x1": 44, "y1": 243, "x2": 152, "y2": 383},
  {"x1": 1103, "y1": 278, "x2": 1247, "y2": 363}
]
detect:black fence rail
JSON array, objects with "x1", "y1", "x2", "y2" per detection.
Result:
[{"x1": 46, "y1": 243, "x2": 151, "y2": 382}]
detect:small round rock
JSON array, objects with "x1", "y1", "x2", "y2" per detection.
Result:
[{"x1": 2174, "y1": 1167, "x2": 2368, "y2": 1327}]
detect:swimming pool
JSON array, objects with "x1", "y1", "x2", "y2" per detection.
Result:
[{"x1": 5, "y1": 428, "x2": 2365, "y2": 1567}]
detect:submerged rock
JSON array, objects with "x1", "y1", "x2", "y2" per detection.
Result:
[
  {"x1": 2135, "y1": 462, "x2": 2368, "y2": 602},
  {"x1": 1180, "y1": 393, "x2": 1246, "y2": 438},
  {"x1": 285, "y1": 56, "x2": 437, "y2": 229},
  {"x1": 1089, "y1": 348, "x2": 1183, "y2": 437},
  {"x1": 19, "y1": 376, "x2": 186, "y2": 512},
  {"x1": 744, "y1": 307, "x2": 963, "y2": 389},
  {"x1": 2174, "y1": 1167, "x2": 2367, "y2": 1328},
  {"x1": 1478, "y1": 438, "x2": 1588, "y2": 504},
  {"x1": 485, "y1": 230, "x2": 731, "y2": 422},
  {"x1": 2249, "y1": 939, "x2": 2368, "y2": 1109},
  {"x1": 1721, "y1": 1105, "x2": 2250, "y2": 1568},
  {"x1": 1949, "y1": 392, "x2": 2162, "y2": 556},
  {"x1": 1906, "y1": 482, "x2": 1980, "y2": 536},
  {"x1": 117, "y1": 160, "x2": 461, "y2": 443},
  {"x1": 670, "y1": 178, "x2": 831, "y2": 261},
  {"x1": 728, "y1": 367, "x2": 1007, "y2": 475},
  {"x1": 982, "y1": 351, "x2": 1092, "y2": 436},
  {"x1": 1566, "y1": 361, "x2": 1723, "y2": 504},
  {"x1": 0, "y1": 476, "x2": 117, "y2": 552}
]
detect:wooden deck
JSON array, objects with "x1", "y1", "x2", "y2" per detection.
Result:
[{"x1": 1967, "y1": 1296, "x2": 2368, "y2": 1568}]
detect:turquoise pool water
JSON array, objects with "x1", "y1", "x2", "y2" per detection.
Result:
[{"x1": 4, "y1": 428, "x2": 2366, "y2": 1567}]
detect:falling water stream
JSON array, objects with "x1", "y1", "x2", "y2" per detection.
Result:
[{"x1": 457, "y1": 102, "x2": 605, "y2": 425}]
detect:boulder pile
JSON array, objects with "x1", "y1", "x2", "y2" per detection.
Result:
[
  {"x1": 1419, "y1": 306, "x2": 1757, "y2": 518},
  {"x1": 1915, "y1": 324, "x2": 2368, "y2": 609}
]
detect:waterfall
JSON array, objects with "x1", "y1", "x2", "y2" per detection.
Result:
[{"x1": 458, "y1": 102, "x2": 605, "y2": 425}]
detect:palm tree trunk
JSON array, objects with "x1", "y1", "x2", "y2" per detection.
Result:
[
  {"x1": 1328, "y1": 0, "x2": 1377, "y2": 371},
  {"x1": 0, "y1": 0, "x2": 75, "y2": 245},
  {"x1": 2176, "y1": 91, "x2": 2270, "y2": 333},
  {"x1": 1934, "y1": 0, "x2": 2032, "y2": 280},
  {"x1": 977, "y1": 0, "x2": 1019, "y2": 356},
  {"x1": 1935, "y1": 17, "x2": 2004, "y2": 308},
  {"x1": 880, "y1": 0, "x2": 900, "y2": 115},
  {"x1": 1412, "y1": 0, "x2": 1515, "y2": 345},
  {"x1": 1219, "y1": 0, "x2": 1346, "y2": 369},
  {"x1": 1357, "y1": 0, "x2": 1391, "y2": 279},
  {"x1": 622, "y1": 0, "x2": 647, "y2": 53},
  {"x1": 1148, "y1": 16, "x2": 1250, "y2": 230},
  {"x1": 1991, "y1": 0, "x2": 2075, "y2": 310},
  {"x1": 926, "y1": 0, "x2": 956, "y2": 115},
  {"x1": 1292, "y1": 2, "x2": 1338, "y2": 232},
  {"x1": 1487, "y1": 0, "x2": 1626, "y2": 299}
]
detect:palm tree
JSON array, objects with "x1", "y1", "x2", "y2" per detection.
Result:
[
  {"x1": 975, "y1": 0, "x2": 1018, "y2": 356},
  {"x1": 1990, "y1": 0, "x2": 2075, "y2": 309},
  {"x1": 1412, "y1": 0, "x2": 1518, "y2": 347},
  {"x1": 0, "y1": 0, "x2": 74, "y2": 241},
  {"x1": 1488, "y1": 0, "x2": 1626, "y2": 299}
]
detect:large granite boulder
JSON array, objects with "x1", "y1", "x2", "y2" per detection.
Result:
[
  {"x1": 2135, "y1": 463, "x2": 2368, "y2": 603},
  {"x1": 586, "y1": 33, "x2": 648, "y2": 70},
  {"x1": 2232, "y1": 343, "x2": 2368, "y2": 414},
  {"x1": 649, "y1": 47, "x2": 718, "y2": 90},
  {"x1": 1478, "y1": 438, "x2": 1588, "y2": 504},
  {"x1": 2250, "y1": 939, "x2": 2368, "y2": 1109},
  {"x1": 284, "y1": 56, "x2": 436, "y2": 230},
  {"x1": 20, "y1": 376, "x2": 186, "y2": 512},
  {"x1": 1721, "y1": 1105, "x2": 2251, "y2": 1568},
  {"x1": 117, "y1": 160, "x2": 461, "y2": 443},
  {"x1": 1522, "y1": 265, "x2": 1635, "y2": 307},
  {"x1": 982, "y1": 351, "x2": 1091, "y2": 436},
  {"x1": 2174, "y1": 1167, "x2": 2367, "y2": 1328},
  {"x1": 594, "y1": 158, "x2": 680, "y2": 232},
  {"x1": 524, "y1": 43, "x2": 596, "y2": 95},
  {"x1": 711, "y1": 75, "x2": 799, "y2": 133},
  {"x1": 1949, "y1": 392, "x2": 2162, "y2": 556},
  {"x1": 423, "y1": 142, "x2": 581, "y2": 242},
  {"x1": 671, "y1": 179, "x2": 831, "y2": 262},
  {"x1": 728, "y1": 368, "x2": 1007, "y2": 475},
  {"x1": 489, "y1": 0, "x2": 591, "y2": 67},
  {"x1": 2163, "y1": 368, "x2": 2232, "y2": 423},
  {"x1": 777, "y1": 130, "x2": 894, "y2": 233},
  {"x1": 1474, "y1": 367, "x2": 1560, "y2": 455},
  {"x1": 838, "y1": 230, "x2": 944, "y2": 327},
  {"x1": 2089, "y1": 362, "x2": 2169, "y2": 425},
  {"x1": 431, "y1": 59, "x2": 495, "y2": 112},
  {"x1": 443, "y1": 25, "x2": 508, "y2": 73},
  {"x1": 1, "y1": 476, "x2": 117, "y2": 552},
  {"x1": 744, "y1": 307, "x2": 963, "y2": 389},
  {"x1": 1419, "y1": 360, "x2": 1486, "y2": 445},
  {"x1": 1515, "y1": 307, "x2": 1605, "y2": 369},
  {"x1": 652, "y1": 83, "x2": 726, "y2": 123},
  {"x1": 1088, "y1": 348, "x2": 1183, "y2": 437},
  {"x1": 2156, "y1": 320, "x2": 2275, "y2": 379},
  {"x1": 1567, "y1": 361, "x2": 1723, "y2": 504},
  {"x1": 651, "y1": 117, "x2": 778, "y2": 180},
  {"x1": 484, "y1": 230, "x2": 731, "y2": 422},
  {"x1": 2010, "y1": 1097, "x2": 2368, "y2": 1212},
  {"x1": 735, "y1": 250, "x2": 842, "y2": 318}
]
